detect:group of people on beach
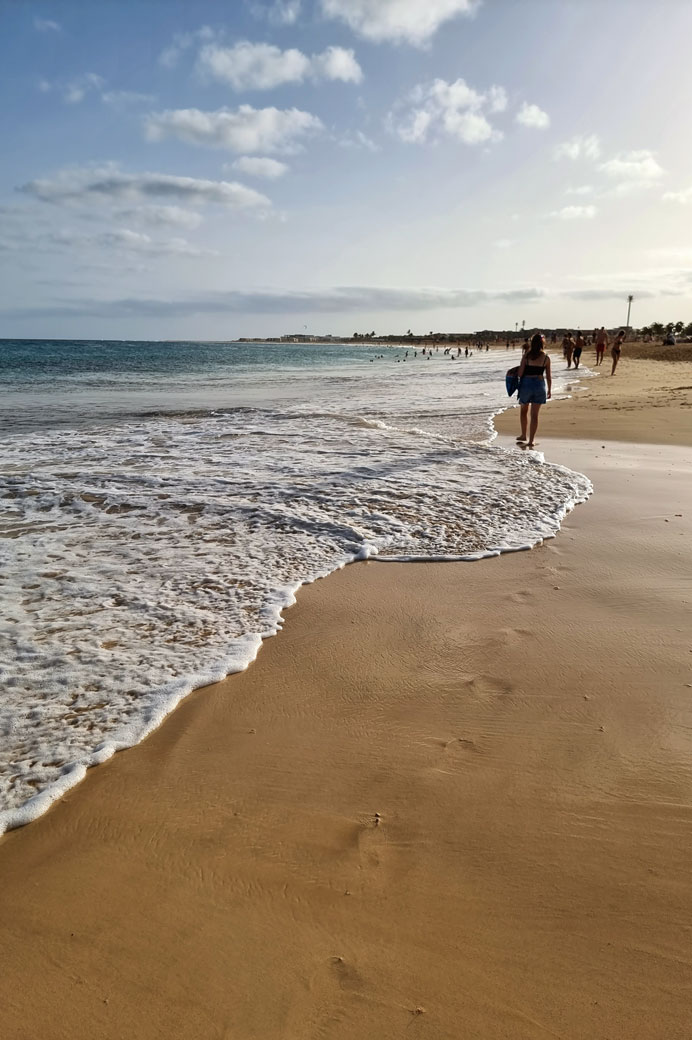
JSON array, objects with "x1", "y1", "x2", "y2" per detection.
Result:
[
  {"x1": 515, "y1": 326, "x2": 625, "y2": 448},
  {"x1": 560, "y1": 327, "x2": 624, "y2": 375}
]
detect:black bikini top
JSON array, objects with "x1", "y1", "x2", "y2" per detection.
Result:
[{"x1": 523, "y1": 355, "x2": 547, "y2": 377}]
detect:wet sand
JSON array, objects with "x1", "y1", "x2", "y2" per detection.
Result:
[{"x1": 2, "y1": 360, "x2": 692, "y2": 1039}]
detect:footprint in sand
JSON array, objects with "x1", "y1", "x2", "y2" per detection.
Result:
[{"x1": 328, "y1": 956, "x2": 365, "y2": 992}]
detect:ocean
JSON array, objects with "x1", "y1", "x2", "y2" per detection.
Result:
[{"x1": 0, "y1": 338, "x2": 591, "y2": 833}]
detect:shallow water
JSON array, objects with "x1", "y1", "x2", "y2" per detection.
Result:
[{"x1": 0, "y1": 339, "x2": 591, "y2": 832}]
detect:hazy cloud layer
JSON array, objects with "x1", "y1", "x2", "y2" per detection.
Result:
[
  {"x1": 145, "y1": 105, "x2": 323, "y2": 153},
  {"x1": 101, "y1": 90, "x2": 156, "y2": 109},
  {"x1": 319, "y1": 0, "x2": 478, "y2": 46},
  {"x1": 33, "y1": 16, "x2": 61, "y2": 32},
  {"x1": 599, "y1": 150, "x2": 664, "y2": 194},
  {"x1": 663, "y1": 185, "x2": 692, "y2": 204},
  {"x1": 48, "y1": 227, "x2": 216, "y2": 257},
  {"x1": 550, "y1": 205, "x2": 597, "y2": 220},
  {"x1": 5, "y1": 279, "x2": 684, "y2": 323},
  {"x1": 159, "y1": 26, "x2": 215, "y2": 69},
  {"x1": 554, "y1": 134, "x2": 601, "y2": 161},
  {"x1": 114, "y1": 205, "x2": 204, "y2": 229},
  {"x1": 39, "y1": 72, "x2": 105, "y2": 104},
  {"x1": 20, "y1": 166, "x2": 271, "y2": 211},
  {"x1": 0, "y1": 284, "x2": 544, "y2": 321},
  {"x1": 197, "y1": 41, "x2": 362, "y2": 90}
]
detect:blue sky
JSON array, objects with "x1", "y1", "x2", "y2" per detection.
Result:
[{"x1": 2, "y1": 0, "x2": 692, "y2": 339}]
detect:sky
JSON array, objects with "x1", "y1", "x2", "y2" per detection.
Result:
[{"x1": 2, "y1": 0, "x2": 692, "y2": 340}]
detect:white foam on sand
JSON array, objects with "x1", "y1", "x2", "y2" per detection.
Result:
[{"x1": 0, "y1": 351, "x2": 591, "y2": 834}]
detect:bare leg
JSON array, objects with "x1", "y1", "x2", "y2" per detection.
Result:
[
  {"x1": 518, "y1": 403, "x2": 529, "y2": 441},
  {"x1": 528, "y1": 403, "x2": 541, "y2": 447},
  {"x1": 611, "y1": 351, "x2": 620, "y2": 375}
]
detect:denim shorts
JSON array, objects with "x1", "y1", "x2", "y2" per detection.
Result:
[{"x1": 518, "y1": 377, "x2": 547, "y2": 405}]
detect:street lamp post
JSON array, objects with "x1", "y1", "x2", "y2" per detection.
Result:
[{"x1": 626, "y1": 294, "x2": 634, "y2": 334}]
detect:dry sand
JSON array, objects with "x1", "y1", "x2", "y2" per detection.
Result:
[
  {"x1": 495, "y1": 349, "x2": 692, "y2": 446},
  {"x1": 2, "y1": 356, "x2": 692, "y2": 1040}
]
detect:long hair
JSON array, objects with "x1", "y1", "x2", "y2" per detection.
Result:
[{"x1": 528, "y1": 333, "x2": 544, "y2": 360}]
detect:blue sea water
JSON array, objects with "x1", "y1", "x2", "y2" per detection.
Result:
[{"x1": 0, "y1": 338, "x2": 591, "y2": 833}]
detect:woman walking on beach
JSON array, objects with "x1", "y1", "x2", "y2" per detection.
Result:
[
  {"x1": 611, "y1": 329, "x2": 625, "y2": 375},
  {"x1": 562, "y1": 331, "x2": 574, "y2": 368},
  {"x1": 517, "y1": 333, "x2": 552, "y2": 448}
]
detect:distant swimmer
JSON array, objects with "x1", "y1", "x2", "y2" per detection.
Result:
[
  {"x1": 464, "y1": 346, "x2": 469, "y2": 357},
  {"x1": 573, "y1": 331, "x2": 584, "y2": 369},
  {"x1": 562, "y1": 331, "x2": 574, "y2": 369},
  {"x1": 611, "y1": 329, "x2": 625, "y2": 375},
  {"x1": 595, "y1": 326, "x2": 609, "y2": 366},
  {"x1": 516, "y1": 333, "x2": 551, "y2": 448}
]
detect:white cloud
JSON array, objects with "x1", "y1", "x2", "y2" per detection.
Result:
[
  {"x1": 197, "y1": 41, "x2": 362, "y2": 90},
  {"x1": 159, "y1": 26, "x2": 214, "y2": 69},
  {"x1": 487, "y1": 86, "x2": 507, "y2": 113},
  {"x1": 319, "y1": 0, "x2": 478, "y2": 46},
  {"x1": 339, "y1": 129, "x2": 379, "y2": 152},
  {"x1": 101, "y1": 90, "x2": 156, "y2": 108},
  {"x1": 311, "y1": 46, "x2": 363, "y2": 84},
  {"x1": 663, "y1": 186, "x2": 692, "y2": 204},
  {"x1": 597, "y1": 150, "x2": 665, "y2": 197},
  {"x1": 198, "y1": 42, "x2": 309, "y2": 89},
  {"x1": 33, "y1": 16, "x2": 61, "y2": 32},
  {"x1": 565, "y1": 184, "x2": 594, "y2": 196},
  {"x1": 114, "y1": 205, "x2": 204, "y2": 229},
  {"x1": 231, "y1": 156, "x2": 289, "y2": 179},
  {"x1": 145, "y1": 105, "x2": 323, "y2": 154},
  {"x1": 251, "y1": 0, "x2": 302, "y2": 25},
  {"x1": 554, "y1": 134, "x2": 601, "y2": 161},
  {"x1": 40, "y1": 72, "x2": 105, "y2": 104},
  {"x1": 550, "y1": 205, "x2": 597, "y2": 220},
  {"x1": 389, "y1": 78, "x2": 503, "y2": 146},
  {"x1": 50, "y1": 227, "x2": 215, "y2": 257},
  {"x1": 494, "y1": 238, "x2": 515, "y2": 249},
  {"x1": 515, "y1": 102, "x2": 550, "y2": 129},
  {"x1": 20, "y1": 165, "x2": 272, "y2": 213}
]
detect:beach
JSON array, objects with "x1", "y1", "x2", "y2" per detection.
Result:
[{"x1": 2, "y1": 351, "x2": 692, "y2": 1039}]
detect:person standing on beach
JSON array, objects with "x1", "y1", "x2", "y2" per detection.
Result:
[
  {"x1": 517, "y1": 333, "x2": 551, "y2": 448},
  {"x1": 595, "y1": 326, "x2": 609, "y2": 366},
  {"x1": 573, "y1": 331, "x2": 584, "y2": 369},
  {"x1": 562, "y1": 331, "x2": 574, "y2": 368},
  {"x1": 611, "y1": 329, "x2": 625, "y2": 375}
]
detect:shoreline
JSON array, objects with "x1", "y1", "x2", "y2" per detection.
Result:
[
  {"x1": 0, "y1": 350, "x2": 588, "y2": 838},
  {"x1": 2, "y1": 356, "x2": 692, "y2": 1037},
  {"x1": 494, "y1": 354, "x2": 692, "y2": 446}
]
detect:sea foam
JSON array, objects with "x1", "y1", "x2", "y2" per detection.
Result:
[{"x1": 0, "y1": 348, "x2": 591, "y2": 833}]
